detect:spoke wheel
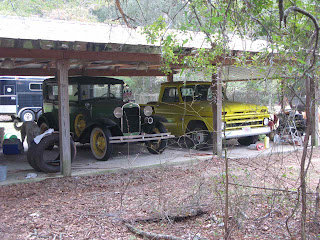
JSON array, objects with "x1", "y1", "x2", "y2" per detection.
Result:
[
  {"x1": 146, "y1": 122, "x2": 168, "y2": 154},
  {"x1": 74, "y1": 114, "x2": 86, "y2": 137},
  {"x1": 90, "y1": 127, "x2": 113, "y2": 161}
]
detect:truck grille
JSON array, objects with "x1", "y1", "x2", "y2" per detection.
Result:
[
  {"x1": 224, "y1": 114, "x2": 265, "y2": 130},
  {"x1": 122, "y1": 107, "x2": 140, "y2": 133},
  {"x1": 226, "y1": 120, "x2": 263, "y2": 129}
]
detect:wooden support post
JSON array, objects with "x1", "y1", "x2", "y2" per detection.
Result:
[
  {"x1": 211, "y1": 68, "x2": 222, "y2": 157},
  {"x1": 56, "y1": 59, "x2": 71, "y2": 177},
  {"x1": 311, "y1": 76, "x2": 319, "y2": 147},
  {"x1": 167, "y1": 72, "x2": 173, "y2": 82}
]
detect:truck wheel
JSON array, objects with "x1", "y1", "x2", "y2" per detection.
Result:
[
  {"x1": 238, "y1": 135, "x2": 259, "y2": 146},
  {"x1": 21, "y1": 110, "x2": 35, "y2": 122},
  {"x1": 188, "y1": 125, "x2": 210, "y2": 150},
  {"x1": 146, "y1": 122, "x2": 168, "y2": 154},
  {"x1": 32, "y1": 134, "x2": 76, "y2": 173},
  {"x1": 90, "y1": 127, "x2": 113, "y2": 161}
]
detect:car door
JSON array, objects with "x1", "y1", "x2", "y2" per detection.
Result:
[{"x1": 153, "y1": 87, "x2": 182, "y2": 135}]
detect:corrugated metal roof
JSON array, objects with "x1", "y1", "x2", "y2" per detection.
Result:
[
  {"x1": 0, "y1": 16, "x2": 276, "y2": 80},
  {"x1": 0, "y1": 16, "x2": 269, "y2": 52}
]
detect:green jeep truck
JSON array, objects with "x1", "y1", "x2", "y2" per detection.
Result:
[
  {"x1": 145, "y1": 81, "x2": 271, "y2": 148},
  {"x1": 38, "y1": 76, "x2": 172, "y2": 161}
]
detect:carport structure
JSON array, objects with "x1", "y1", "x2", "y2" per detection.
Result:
[{"x1": 0, "y1": 16, "x2": 307, "y2": 177}]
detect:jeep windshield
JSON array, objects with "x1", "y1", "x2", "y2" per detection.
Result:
[
  {"x1": 181, "y1": 85, "x2": 213, "y2": 102},
  {"x1": 79, "y1": 83, "x2": 123, "y2": 100}
]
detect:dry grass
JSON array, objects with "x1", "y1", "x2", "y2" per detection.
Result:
[{"x1": 1, "y1": 146, "x2": 320, "y2": 239}]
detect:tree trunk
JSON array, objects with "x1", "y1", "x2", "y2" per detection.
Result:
[{"x1": 300, "y1": 75, "x2": 312, "y2": 240}]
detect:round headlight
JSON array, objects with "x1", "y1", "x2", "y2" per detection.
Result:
[
  {"x1": 144, "y1": 106, "x2": 153, "y2": 117},
  {"x1": 113, "y1": 107, "x2": 123, "y2": 118},
  {"x1": 263, "y1": 118, "x2": 269, "y2": 126}
]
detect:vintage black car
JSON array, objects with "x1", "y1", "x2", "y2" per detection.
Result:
[{"x1": 37, "y1": 76, "x2": 171, "y2": 161}]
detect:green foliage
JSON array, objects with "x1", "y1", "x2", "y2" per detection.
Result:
[
  {"x1": 0, "y1": 0, "x2": 108, "y2": 21},
  {"x1": 143, "y1": 16, "x2": 187, "y2": 74}
]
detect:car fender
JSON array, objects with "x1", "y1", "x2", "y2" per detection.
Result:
[
  {"x1": 184, "y1": 116, "x2": 212, "y2": 132},
  {"x1": 151, "y1": 115, "x2": 168, "y2": 123},
  {"x1": 143, "y1": 115, "x2": 168, "y2": 133}
]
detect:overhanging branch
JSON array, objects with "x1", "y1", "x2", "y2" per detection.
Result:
[{"x1": 283, "y1": 6, "x2": 319, "y2": 71}]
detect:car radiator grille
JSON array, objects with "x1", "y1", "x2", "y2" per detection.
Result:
[{"x1": 122, "y1": 107, "x2": 140, "y2": 133}]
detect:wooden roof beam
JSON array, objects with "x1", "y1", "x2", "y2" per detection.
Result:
[
  {"x1": 0, "y1": 47, "x2": 162, "y2": 63},
  {"x1": 0, "y1": 68, "x2": 170, "y2": 76},
  {"x1": 14, "y1": 59, "x2": 48, "y2": 67}
]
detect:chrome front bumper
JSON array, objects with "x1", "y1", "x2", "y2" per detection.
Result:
[
  {"x1": 222, "y1": 126, "x2": 271, "y2": 139},
  {"x1": 109, "y1": 132, "x2": 174, "y2": 143}
]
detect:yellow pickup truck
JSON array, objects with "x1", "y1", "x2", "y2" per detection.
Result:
[{"x1": 145, "y1": 81, "x2": 271, "y2": 148}]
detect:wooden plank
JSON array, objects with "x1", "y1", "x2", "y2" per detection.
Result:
[
  {"x1": 14, "y1": 59, "x2": 47, "y2": 67},
  {"x1": 0, "y1": 47, "x2": 63, "y2": 59},
  {"x1": 0, "y1": 68, "x2": 169, "y2": 76},
  {"x1": 56, "y1": 59, "x2": 71, "y2": 177},
  {"x1": 211, "y1": 68, "x2": 223, "y2": 157},
  {"x1": 76, "y1": 69, "x2": 169, "y2": 76},
  {"x1": 0, "y1": 47, "x2": 162, "y2": 62}
]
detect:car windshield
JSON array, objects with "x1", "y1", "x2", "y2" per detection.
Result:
[
  {"x1": 80, "y1": 83, "x2": 123, "y2": 100},
  {"x1": 181, "y1": 85, "x2": 213, "y2": 102}
]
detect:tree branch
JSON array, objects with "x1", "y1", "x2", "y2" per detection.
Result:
[
  {"x1": 115, "y1": 0, "x2": 135, "y2": 28},
  {"x1": 284, "y1": 6, "x2": 320, "y2": 30},
  {"x1": 229, "y1": 182, "x2": 316, "y2": 195},
  {"x1": 279, "y1": 0, "x2": 284, "y2": 28},
  {"x1": 125, "y1": 223, "x2": 183, "y2": 240},
  {"x1": 283, "y1": 6, "x2": 319, "y2": 71},
  {"x1": 125, "y1": 208, "x2": 207, "y2": 223}
]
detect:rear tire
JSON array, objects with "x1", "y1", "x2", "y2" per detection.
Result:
[
  {"x1": 146, "y1": 122, "x2": 168, "y2": 154},
  {"x1": 238, "y1": 135, "x2": 259, "y2": 146},
  {"x1": 32, "y1": 134, "x2": 76, "y2": 173},
  {"x1": 27, "y1": 142, "x2": 43, "y2": 172},
  {"x1": 38, "y1": 121, "x2": 54, "y2": 150},
  {"x1": 21, "y1": 110, "x2": 35, "y2": 122},
  {"x1": 90, "y1": 127, "x2": 113, "y2": 161}
]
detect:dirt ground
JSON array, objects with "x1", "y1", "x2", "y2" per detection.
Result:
[{"x1": 1, "y1": 141, "x2": 320, "y2": 239}]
